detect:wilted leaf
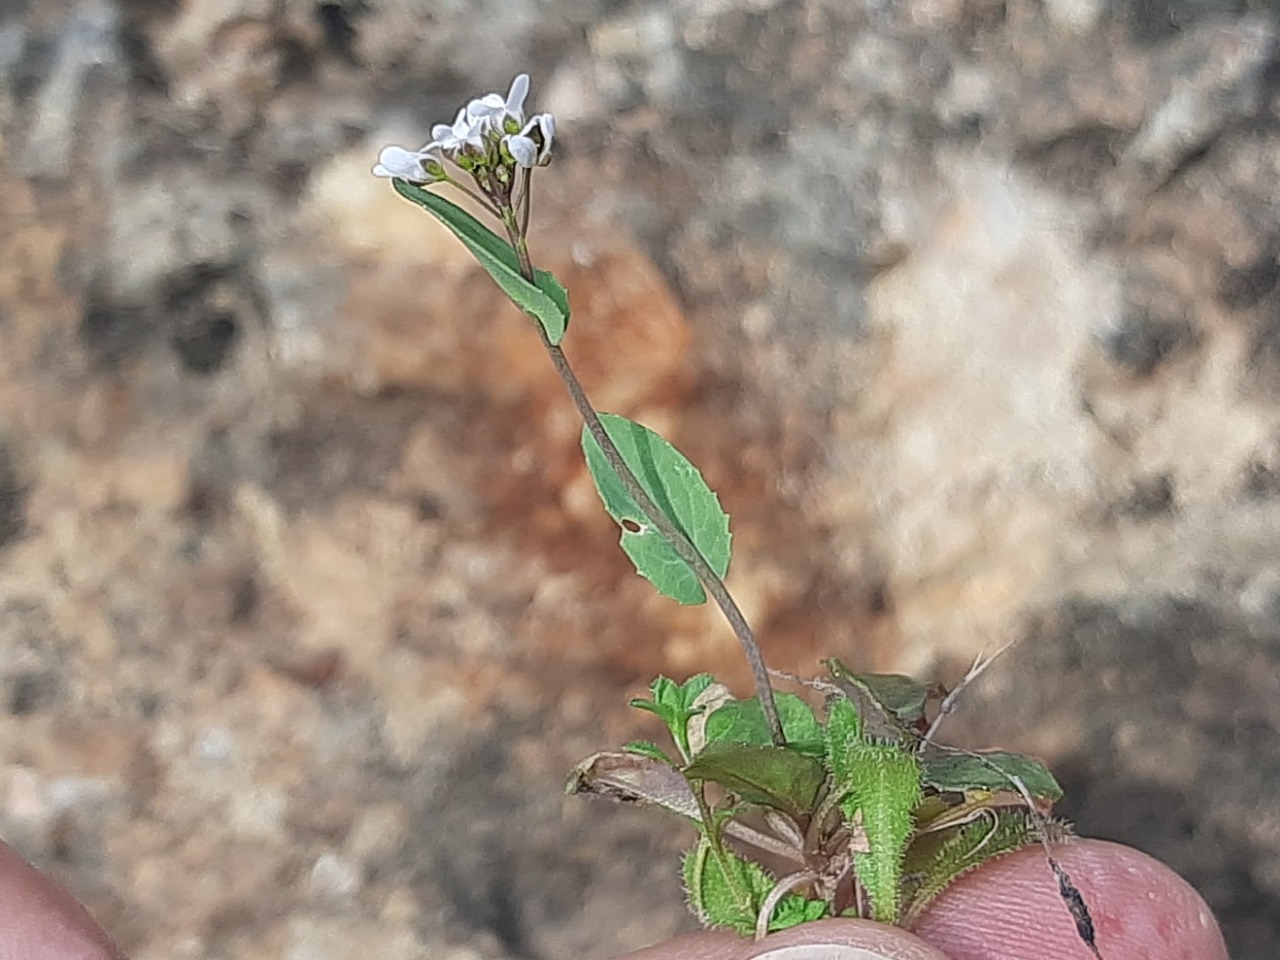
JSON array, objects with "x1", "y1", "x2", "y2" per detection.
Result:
[{"x1": 567, "y1": 751, "x2": 701, "y2": 822}]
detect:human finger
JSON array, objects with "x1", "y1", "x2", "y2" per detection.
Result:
[
  {"x1": 0, "y1": 839, "x2": 125, "y2": 960},
  {"x1": 911, "y1": 838, "x2": 1228, "y2": 960}
]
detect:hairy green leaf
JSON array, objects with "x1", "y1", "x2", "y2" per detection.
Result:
[
  {"x1": 682, "y1": 837, "x2": 772, "y2": 936},
  {"x1": 391, "y1": 180, "x2": 569, "y2": 344},
  {"x1": 582, "y1": 414, "x2": 731, "y2": 605},
  {"x1": 683, "y1": 741, "x2": 824, "y2": 819},
  {"x1": 703, "y1": 694, "x2": 825, "y2": 757},
  {"x1": 824, "y1": 694, "x2": 864, "y2": 788},
  {"x1": 838, "y1": 742, "x2": 922, "y2": 923},
  {"x1": 901, "y1": 809, "x2": 1037, "y2": 925},
  {"x1": 920, "y1": 749, "x2": 1063, "y2": 803},
  {"x1": 769, "y1": 893, "x2": 830, "y2": 932}
]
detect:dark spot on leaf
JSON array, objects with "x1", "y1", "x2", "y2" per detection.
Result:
[{"x1": 621, "y1": 518, "x2": 642, "y2": 533}]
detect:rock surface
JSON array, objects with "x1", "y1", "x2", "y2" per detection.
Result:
[{"x1": 1, "y1": 0, "x2": 1279, "y2": 957}]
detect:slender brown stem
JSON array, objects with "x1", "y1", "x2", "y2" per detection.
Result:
[{"x1": 507, "y1": 219, "x2": 784, "y2": 747}]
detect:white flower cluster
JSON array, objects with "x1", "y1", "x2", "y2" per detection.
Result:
[{"x1": 373, "y1": 74, "x2": 555, "y2": 185}]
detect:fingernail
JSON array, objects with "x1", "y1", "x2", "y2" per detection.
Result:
[{"x1": 752, "y1": 946, "x2": 893, "y2": 960}]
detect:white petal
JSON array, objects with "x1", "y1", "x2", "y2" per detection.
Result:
[
  {"x1": 506, "y1": 135, "x2": 537, "y2": 168},
  {"x1": 372, "y1": 145, "x2": 427, "y2": 180},
  {"x1": 466, "y1": 92, "x2": 505, "y2": 123},
  {"x1": 539, "y1": 115, "x2": 556, "y2": 162},
  {"x1": 504, "y1": 74, "x2": 530, "y2": 119},
  {"x1": 452, "y1": 109, "x2": 487, "y2": 146}
]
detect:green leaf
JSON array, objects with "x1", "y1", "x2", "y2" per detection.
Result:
[
  {"x1": 582, "y1": 414, "x2": 731, "y2": 605},
  {"x1": 825, "y1": 660, "x2": 932, "y2": 741},
  {"x1": 824, "y1": 694, "x2": 864, "y2": 788},
  {"x1": 391, "y1": 180, "x2": 569, "y2": 344},
  {"x1": 853, "y1": 673, "x2": 935, "y2": 727},
  {"x1": 768, "y1": 894, "x2": 829, "y2": 932},
  {"x1": 920, "y1": 749, "x2": 1063, "y2": 803},
  {"x1": 629, "y1": 674, "x2": 715, "y2": 761},
  {"x1": 683, "y1": 741, "x2": 824, "y2": 819},
  {"x1": 837, "y1": 742, "x2": 922, "y2": 923},
  {"x1": 703, "y1": 694, "x2": 825, "y2": 757},
  {"x1": 901, "y1": 809, "x2": 1037, "y2": 925},
  {"x1": 683, "y1": 837, "x2": 763, "y2": 935}
]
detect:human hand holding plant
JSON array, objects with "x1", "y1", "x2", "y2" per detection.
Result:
[{"x1": 372, "y1": 74, "x2": 1230, "y2": 959}]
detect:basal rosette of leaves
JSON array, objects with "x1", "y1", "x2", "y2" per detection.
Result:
[{"x1": 568, "y1": 664, "x2": 1069, "y2": 937}]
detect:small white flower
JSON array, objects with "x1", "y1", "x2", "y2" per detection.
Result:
[
  {"x1": 468, "y1": 74, "x2": 530, "y2": 134},
  {"x1": 430, "y1": 108, "x2": 486, "y2": 154},
  {"x1": 505, "y1": 133, "x2": 536, "y2": 168},
  {"x1": 372, "y1": 145, "x2": 432, "y2": 181},
  {"x1": 374, "y1": 73, "x2": 555, "y2": 194},
  {"x1": 506, "y1": 113, "x2": 555, "y2": 167}
]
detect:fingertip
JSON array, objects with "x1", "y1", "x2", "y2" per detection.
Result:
[
  {"x1": 0, "y1": 841, "x2": 125, "y2": 960},
  {"x1": 912, "y1": 838, "x2": 1229, "y2": 960}
]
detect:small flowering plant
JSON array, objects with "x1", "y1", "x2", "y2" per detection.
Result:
[{"x1": 373, "y1": 75, "x2": 1101, "y2": 956}]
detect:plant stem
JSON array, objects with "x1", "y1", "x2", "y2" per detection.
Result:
[{"x1": 508, "y1": 225, "x2": 784, "y2": 747}]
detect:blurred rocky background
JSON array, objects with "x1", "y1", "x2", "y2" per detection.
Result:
[{"x1": 1, "y1": 0, "x2": 1279, "y2": 956}]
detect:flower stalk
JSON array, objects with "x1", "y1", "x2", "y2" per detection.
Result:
[{"x1": 375, "y1": 74, "x2": 784, "y2": 747}]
